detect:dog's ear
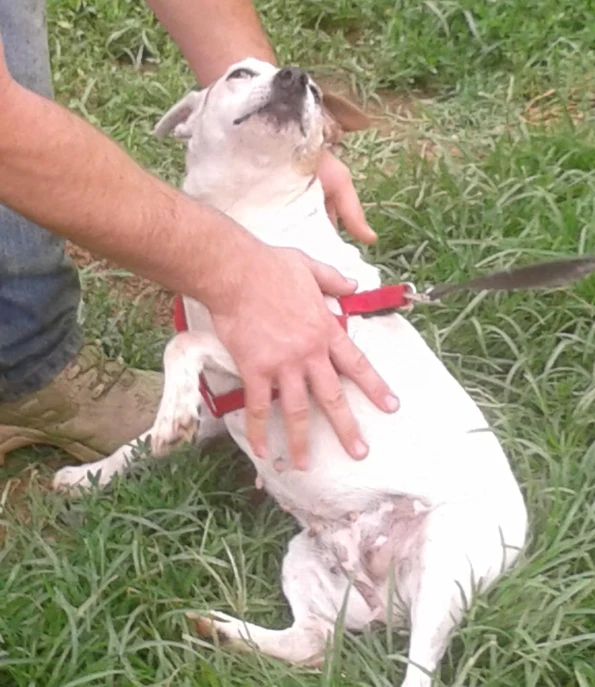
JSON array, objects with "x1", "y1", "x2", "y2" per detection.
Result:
[
  {"x1": 153, "y1": 91, "x2": 205, "y2": 139},
  {"x1": 322, "y1": 91, "x2": 371, "y2": 145}
]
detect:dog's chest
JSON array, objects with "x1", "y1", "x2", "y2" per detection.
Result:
[{"x1": 181, "y1": 187, "x2": 513, "y2": 512}]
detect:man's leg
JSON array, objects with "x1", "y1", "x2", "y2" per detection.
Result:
[
  {"x1": 0, "y1": 0, "x2": 82, "y2": 398},
  {"x1": 0, "y1": 0, "x2": 162, "y2": 463}
]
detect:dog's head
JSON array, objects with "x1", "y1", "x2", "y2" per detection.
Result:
[{"x1": 153, "y1": 58, "x2": 371, "y2": 180}]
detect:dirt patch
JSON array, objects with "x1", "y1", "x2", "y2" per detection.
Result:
[
  {"x1": 520, "y1": 86, "x2": 594, "y2": 128},
  {"x1": 66, "y1": 242, "x2": 174, "y2": 328},
  {"x1": 0, "y1": 452, "x2": 69, "y2": 546},
  {"x1": 311, "y1": 72, "x2": 456, "y2": 167},
  {"x1": 312, "y1": 72, "x2": 427, "y2": 136}
]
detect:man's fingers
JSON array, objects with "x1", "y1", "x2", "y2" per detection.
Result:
[
  {"x1": 243, "y1": 374, "x2": 273, "y2": 459},
  {"x1": 329, "y1": 320, "x2": 399, "y2": 414},
  {"x1": 305, "y1": 255, "x2": 358, "y2": 297},
  {"x1": 278, "y1": 371, "x2": 311, "y2": 470},
  {"x1": 307, "y1": 359, "x2": 368, "y2": 460},
  {"x1": 332, "y1": 179, "x2": 377, "y2": 245}
]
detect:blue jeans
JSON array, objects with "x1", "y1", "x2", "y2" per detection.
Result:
[{"x1": 0, "y1": 0, "x2": 83, "y2": 402}]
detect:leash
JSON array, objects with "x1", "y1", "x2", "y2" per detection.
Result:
[
  {"x1": 173, "y1": 254, "x2": 595, "y2": 418},
  {"x1": 411, "y1": 254, "x2": 595, "y2": 303}
]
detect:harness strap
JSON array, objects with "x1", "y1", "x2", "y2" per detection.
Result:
[{"x1": 173, "y1": 283, "x2": 413, "y2": 418}]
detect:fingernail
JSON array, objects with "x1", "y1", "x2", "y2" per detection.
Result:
[
  {"x1": 347, "y1": 278, "x2": 358, "y2": 289},
  {"x1": 385, "y1": 394, "x2": 400, "y2": 412},
  {"x1": 353, "y1": 439, "x2": 369, "y2": 460}
]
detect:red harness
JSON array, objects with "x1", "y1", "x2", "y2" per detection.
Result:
[{"x1": 173, "y1": 283, "x2": 414, "y2": 418}]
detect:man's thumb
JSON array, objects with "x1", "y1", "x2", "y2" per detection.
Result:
[
  {"x1": 306, "y1": 257, "x2": 359, "y2": 297},
  {"x1": 333, "y1": 185, "x2": 377, "y2": 245}
]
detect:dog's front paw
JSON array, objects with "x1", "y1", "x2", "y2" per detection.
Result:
[
  {"x1": 53, "y1": 462, "x2": 111, "y2": 494},
  {"x1": 151, "y1": 382, "x2": 201, "y2": 455}
]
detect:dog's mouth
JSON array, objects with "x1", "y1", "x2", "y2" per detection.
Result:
[
  {"x1": 233, "y1": 106, "x2": 266, "y2": 126},
  {"x1": 233, "y1": 100, "x2": 306, "y2": 132},
  {"x1": 233, "y1": 66, "x2": 310, "y2": 135}
]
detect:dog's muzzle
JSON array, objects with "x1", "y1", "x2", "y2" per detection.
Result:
[
  {"x1": 263, "y1": 67, "x2": 308, "y2": 127},
  {"x1": 233, "y1": 66, "x2": 311, "y2": 129},
  {"x1": 272, "y1": 66, "x2": 309, "y2": 95}
]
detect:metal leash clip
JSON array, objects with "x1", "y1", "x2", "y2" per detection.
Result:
[{"x1": 403, "y1": 286, "x2": 443, "y2": 306}]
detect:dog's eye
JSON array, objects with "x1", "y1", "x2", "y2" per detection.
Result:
[
  {"x1": 309, "y1": 85, "x2": 321, "y2": 104},
  {"x1": 227, "y1": 68, "x2": 258, "y2": 80}
]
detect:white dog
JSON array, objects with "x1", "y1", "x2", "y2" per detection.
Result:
[{"x1": 54, "y1": 59, "x2": 528, "y2": 686}]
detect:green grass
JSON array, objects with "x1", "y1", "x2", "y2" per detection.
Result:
[{"x1": 1, "y1": 0, "x2": 595, "y2": 685}]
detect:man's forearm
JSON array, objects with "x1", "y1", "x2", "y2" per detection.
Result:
[
  {"x1": 145, "y1": 0, "x2": 277, "y2": 84},
  {"x1": 0, "y1": 70, "x2": 258, "y2": 308}
]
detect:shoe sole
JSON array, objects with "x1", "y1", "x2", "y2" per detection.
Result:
[{"x1": 0, "y1": 425, "x2": 102, "y2": 465}]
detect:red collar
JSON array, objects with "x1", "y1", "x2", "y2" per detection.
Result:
[{"x1": 173, "y1": 283, "x2": 414, "y2": 418}]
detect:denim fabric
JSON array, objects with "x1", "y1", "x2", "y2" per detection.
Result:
[{"x1": 0, "y1": 0, "x2": 82, "y2": 401}]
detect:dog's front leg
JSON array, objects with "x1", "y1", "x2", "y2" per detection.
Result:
[
  {"x1": 150, "y1": 330, "x2": 234, "y2": 453},
  {"x1": 53, "y1": 331, "x2": 232, "y2": 493},
  {"x1": 52, "y1": 429, "x2": 154, "y2": 492}
]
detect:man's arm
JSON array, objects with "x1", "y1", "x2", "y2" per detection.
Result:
[
  {"x1": 0, "y1": 39, "x2": 397, "y2": 468},
  {"x1": 146, "y1": 0, "x2": 276, "y2": 84},
  {"x1": 0, "y1": 47, "x2": 252, "y2": 306}
]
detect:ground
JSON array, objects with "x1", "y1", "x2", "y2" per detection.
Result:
[{"x1": 1, "y1": 1, "x2": 595, "y2": 686}]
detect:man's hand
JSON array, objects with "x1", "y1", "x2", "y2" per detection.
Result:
[
  {"x1": 209, "y1": 246, "x2": 399, "y2": 470},
  {"x1": 318, "y1": 149, "x2": 378, "y2": 245}
]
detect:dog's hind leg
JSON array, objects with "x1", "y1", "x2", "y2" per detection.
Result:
[
  {"x1": 191, "y1": 529, "x2": 379, "y2": 665},
  {"x1": 52, "y1": 331, "x2": 231, "y2": 492},
  {"x1": 392, "y1": 502, "x2": 526, "y2": 687}
]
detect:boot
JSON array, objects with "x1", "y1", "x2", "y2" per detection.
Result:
[{"x1": 0, "y1": 345, "x2": 162, "y2": 464}]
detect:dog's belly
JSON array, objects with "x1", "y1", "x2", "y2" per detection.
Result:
[
  {"x1": 303, "y1": 494, "x2": 430, "y2": 624},
  {"x1": 224, "y1": 312, "x2": 524, "y2": 522}
]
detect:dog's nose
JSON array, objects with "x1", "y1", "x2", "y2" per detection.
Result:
[{"x1": 274, "y1": 66, "x2": 309, "y2": 91}]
